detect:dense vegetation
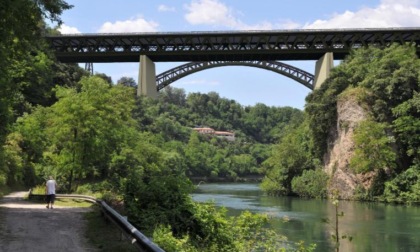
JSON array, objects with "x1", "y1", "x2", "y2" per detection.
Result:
[
  {"x1": 2, "y1": 0, "x2": 419, "y2": 250},
  {"x1": 262, "y1": 44, "x2": 420, "y2": 203},
  {"x1": 1, "y1": 1, "x2": 316, "y2": 251}
]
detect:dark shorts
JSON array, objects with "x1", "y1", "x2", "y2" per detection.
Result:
[{"x1": 46, "y1": 194, "x2": 56, "y2": 203}]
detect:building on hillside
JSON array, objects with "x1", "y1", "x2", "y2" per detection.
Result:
[
  {"x1": 192, "y1": 127, "x2": 215, "y2": 134},
  {"x1": 214, "y1": 131, "x2": 235, "y2": 141},
  {"x1": 192, "y1": 127, "x2": 235, "y2": 141}
]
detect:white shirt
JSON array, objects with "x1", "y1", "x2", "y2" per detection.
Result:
[{"x1": 46, "y1": 179, "x2": 57, "y2": 195}]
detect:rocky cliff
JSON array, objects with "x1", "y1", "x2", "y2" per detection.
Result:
[{"x1": 323, "y1": 93, "x2": 376, "y2": 199}]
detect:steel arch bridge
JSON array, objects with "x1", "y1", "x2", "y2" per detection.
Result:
[
  {"x1": 47, "y1": 28, "x2": 420, "y2": 62},
  {"x1": 156, "y1": 60, "x2": 315, "y2": 90},
  {"x1": 46, "y1": 28, "x2": 420, "y2": 96}
]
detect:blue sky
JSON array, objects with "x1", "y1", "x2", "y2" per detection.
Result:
[{"x1": 57, "y1": 0, "x2": 420, "y2": 109}]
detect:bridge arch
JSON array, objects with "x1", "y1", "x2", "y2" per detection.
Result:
[{"x1": 156, "y1": 61, "x2": 314, "y2": 91}]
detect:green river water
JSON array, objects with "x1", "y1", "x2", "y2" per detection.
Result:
[{"x1": 192, "y1": 183, "x2": 419, "y2": 252}]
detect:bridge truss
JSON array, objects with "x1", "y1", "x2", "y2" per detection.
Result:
[
  {"x1": 47, "y1": 28, "x2": 420, "y2": 63},
  {"x1": 156, "y1": 61, "x2": 315, "y2": 90}
]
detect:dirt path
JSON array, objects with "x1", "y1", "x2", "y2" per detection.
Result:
[{"x1": 0, "y1": 191, "x2": 97, "y2": 252}]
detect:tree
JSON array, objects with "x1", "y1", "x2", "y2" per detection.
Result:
[
  {"x1": 184, "y1": 132, "x2": 212, "y2": 176},
  {"x1": 42, "y1": 76, "x2": 136, "y2": 191},
  {"x1": 0, "y1": 0, "x2": 72, "y2": 186},
  {"x1": 117, "y1": 76, "x2": 137, "y2": 88},
  {"x1": 350, "y1": 119, "x2": 396, "y2": 173},
  {"x1": 392, "y1": 91, "x2": 420, "y2": 166},
  {"x1": 261, "y1": 120, "x2": 315, "y2": 195},
  {"x1": 94, "y1": 73, "x2": 113, "y2": 84},
  {"x1": 159, "y1": 86, "x2": 187, "y2": 106}
]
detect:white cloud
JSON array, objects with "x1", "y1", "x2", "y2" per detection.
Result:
[
  {"x1": 303, "y1": 0, "x2": 420, "y2": 29},
  {"x1": 98, "y1": 18, "x2": 159, "y2": 33},
  {"x1": 58, "y1": 24, "x2": 81, "y2": 34},
  {"x1": 158, "y1": 4, "x2": 176, "y2": 12},
  {"x1": 184, "y1": 0, "x2": 240, "y2": 27},
  {"x1": 183, "y1": 0, "x2": 420, "y2": 30},
  {"x1": 183, "y1": 0, "x2": 300, "y2": 30},
  {"x1": 278, "y1": 20, "x2": 301, "y2": 30}
]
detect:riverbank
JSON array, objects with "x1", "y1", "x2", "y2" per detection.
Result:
[
  {"x1": 189, "y1": 175, "x2": 263, "y2": 183},
  {"x1": 192, "y1": 182, "x2": 420, "y2": 252}
]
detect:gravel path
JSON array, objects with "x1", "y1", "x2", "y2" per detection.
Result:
[{"x1": 0, "y1": 191, "x2": 97, "y2": 252}]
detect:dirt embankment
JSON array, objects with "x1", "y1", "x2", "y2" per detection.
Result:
[{"x1": 0, "y1": 191, "x2": 97, "y2": 252}]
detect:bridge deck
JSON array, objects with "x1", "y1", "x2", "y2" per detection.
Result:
[{"x1": 46, "y1": 28, "x2": 420, "y2": 63}]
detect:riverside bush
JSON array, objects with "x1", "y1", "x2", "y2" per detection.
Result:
[
  {"x1": 291, "y1": 169, "x2": 328, "y2": 198},
  {"x1": 383, "y1": 164, "x2": 420, "y2": 204}
]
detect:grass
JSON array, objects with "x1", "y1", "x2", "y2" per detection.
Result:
[
  {"x1": 84, "y1": 206, "x2": 138, "y2": 252},
  {"x1": 54, "y1": 198, "x2": 93, "y2": 208},
  {"x1": 0, "y1": 185, "x2": 11, "y2": 198},
  {"x1": 25, "y1": 196, "x2": 94, "y2": 207}
]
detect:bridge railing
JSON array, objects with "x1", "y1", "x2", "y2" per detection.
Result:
[{"x1": 28, "y1": 191, "x2": 165, "y2": 252}]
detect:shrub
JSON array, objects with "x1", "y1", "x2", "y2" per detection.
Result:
[
  {"x1": 291, "y1": 169, "x2": 329, "y2": 198},
  {"x1": 382, "y1": 164, "x2": 420, "y2": 204},
  {"x1": 153, "y1": 226, "x2": 197, "y2": 252}
]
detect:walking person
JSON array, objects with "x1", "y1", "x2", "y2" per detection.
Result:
[{"x1": 45, "y1": 176, "x2": 57, "y2": 209}]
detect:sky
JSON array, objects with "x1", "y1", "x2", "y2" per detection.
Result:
[{"x1": 57, "y1": 0, "x2": 420, "y2": 109}]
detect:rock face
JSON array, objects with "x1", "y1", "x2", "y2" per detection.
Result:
[{"x1": 323, "y1": 95, "x2": 376, "y2": 199}]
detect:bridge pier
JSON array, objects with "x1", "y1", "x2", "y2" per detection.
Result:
[
  {"x1": 138, "y1": 53, "x2": 333, "y2": 96},
  {"x1": 138, "y1": 55, "x2": 158, "y2": 98},
  {"x1": 314, "y1": 52, "x2": 334, "y2": 89}
]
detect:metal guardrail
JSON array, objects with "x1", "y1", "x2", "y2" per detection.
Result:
[{"x1": 28, "y1": 191, "x2": 165, "y2": 252}]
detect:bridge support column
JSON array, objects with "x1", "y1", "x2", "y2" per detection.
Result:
[
  {"x1": 138, "y1": 55, "x2": 158, "y2": 98},
  {"x1": 314, "y1": 52, "x2": 334, "y2": 89}
]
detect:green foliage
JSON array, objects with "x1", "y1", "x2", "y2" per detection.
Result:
[
  {"x1": 84, "y1": 209, "x2": 138, "y2": 252},
  {"x1": 382, "y1": 164, "x2": 420, "y2": 204},
  {"x1": 0, "y1": 0, "x2": 72, "y2": 187},
  {"x1": 242, "y1": 103, "x2": 304, "y2": 144},
  {"x1": 31, "y1": 184, "x2": 46, "y2": 194},
  {"x1": 188, "y1": 203, "x2": 236, "y2": 251},
  {"x1": 2, "y1": 132, "x2": 24, "y2": 186},
  {"x1": 151, "y1": 202, "x2": 315, "y2": 252},
  {"x1": 305, "y1": 44, "x2": 420, "y2": 162},
  {"x1": 231, "y1": 211, "x2": 291, "y2": 252},
  {"x1": 7, "y1": 107, "x2": 50, "y2": 187},
  {"x1": 392, "y1": 91, "x2": 420, "y2": 166},
  {"x1": 116, "y1": 76, "x2": 137, "y2": 88},
  {"x1": 153, "y1": 226, "x2": 197, "y2": 252},
  {"x1": 123, "y1": 144, "x2": 196, "y2": 237},
  {"x1": 350, "y1": 119, "x2": 396, "y2": 173},
  {"x1": 44, "y1": 77, "x2": 132, "y2": 190},
  {"x1": 261, "y1": 120, "x2": 317, "y2": 195},
  {"x1": 10, "y1": 76, "x2": 138, "y2": 191},
  {"x1": 291, "y1": 169, "x2": 329, "y2": 198},
  {"x1": 127, "y1": 86, "x2": 304, "y2": 180},
  {"x1": 357, "y1": 45, "x2": 419, "y2": 122},
  {"x1": 305, "y1": 65, "x2": 351, "y2": 159}
]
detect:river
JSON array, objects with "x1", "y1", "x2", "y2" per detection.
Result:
[{"x1": 192, "y1": 183, "x2": 420, "y2": 252}]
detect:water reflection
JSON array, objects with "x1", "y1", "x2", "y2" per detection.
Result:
[{"x1": 192, "y1": 183, "x2": 420, "y2": 252}]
